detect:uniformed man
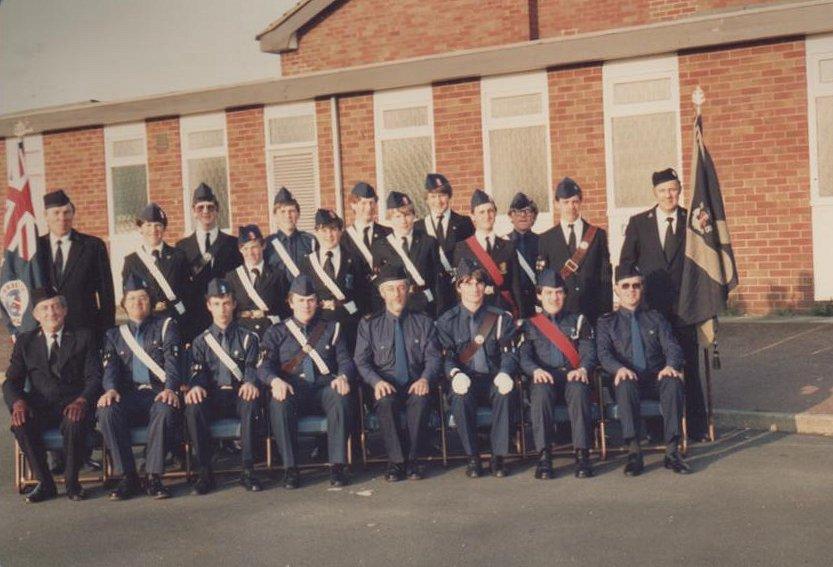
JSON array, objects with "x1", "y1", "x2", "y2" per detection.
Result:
[
  {"x1": 505, "y1": 192, "x2": 540, "y2": 318},
  {"x1": 619, "y1": 168, "x2": 707, "y2": 441},
  {"x1": 596, "y1": 264, "x2": 690, "y2": 476},
  {"x1": 298, "y1": 209, "x2": 368, "y2": 351},
  {"x1": 371, "y1": 191, "x2": 440, "y2": 317},
  {"x1": 3, "y1": 288, "x2": 101, "y2": 503},
  {"x1": 176, "y1": 183, "x2": 242, "y2": 342},
  {"x1": 436, "y1": 259, "x2": 519, "y2": 478},
  {"x1": 264, "y1": 187, "x2": 317, "y2": 287},
  {"x1": 452, "y1": 189, "x2": 521, "y2": 317},
  {"x1": 354, "y1": 264, "x2": 442, "y2": 482},
  {"x1": 121, "y1": 203, "x2": 190, "y2": 326},
  {"x1": 341, "y1": 181, "x2": 390, "y2": 311},
  {"x1": 225, "y1": 225, "x2": 287, "y2": 338},
  {"x1": 415, "y1": 173, "x2": 475, "y2": 315},
  {"x1": 519, "y1": 269, "x2": 596, "y2": 479},
  {"x1": 184, "y1": 278, "x2": 263, "y2": 494},
  {"x1": 536, "y1": 177, "x2": 612, "y2": 325},
  {"x1": 96, "y1": 275, "x2": 183, "y2": 500},
  {"x1": 259, "y1": 275, "x2": 355, "y2": 489}
]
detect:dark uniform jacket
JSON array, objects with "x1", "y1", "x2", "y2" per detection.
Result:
[
  {"x1": 264, "y1": 229, "x2": 317, "y2": 286},
  {"x1": 36, "y1": 230, "x2": 115, "y2": 340},
  {"x1": 371, "y1": 230, "x2": 440, "y2": 316},
  {"x1": 452, "y1": 233, "x2": 522, "y2": 315},
  {"x1": 101, "y1": 315, "x2": 182, "y2": 392},
  {"x1": 506, "y1": 229, "x2": 540, "y2": 318},
  {"x1": 121, "y1": 243, "x2": 190, "y2": 324},
  {"x1": 354, "y1": 309, "x2": 442, "y2": 387},
  {"x1": 225, "y1": 263, "x2": 288, "y2": 337},
  {"x1": 298, "y1": 246, "x2": 370, "y2": 324},
  {"x1": 436, "y1": 304, "x2": 518, "y2": 378},
  {"x1": 619, "y1": 206, "x2": 687, "y2": 325},
  {"x1": 3, "y1": 326, "x2": 101, "y2": 410},
  {"x1": 189, "y1": 322, "x2": 259, "y2": 387},
  {"x1": 537, "y1": 220, "x2": 612, "y2": 324},
  {"x1": 595, "y1": 307, "x2": 684, "y2": 376},
  {"x1": 415, "y1": 211, "x2": 474, "y2": 315},
  {"x1": 342, "y1": 222, "x2": 391, "y2": 272},
  {"x1": 519, "y1": 311, "x2": 597, "y2": 375}
]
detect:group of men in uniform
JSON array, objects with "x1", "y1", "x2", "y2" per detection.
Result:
[{"x1": 3, "y1": 166, "x2": 705, "y2": 503}]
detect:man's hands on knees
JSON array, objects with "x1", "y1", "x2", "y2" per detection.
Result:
[
  {"x1": 271, "y1": 378, "x2": 294, "y2": 401},
  {"x1": 374, "y1": 380, "x2": 395, "y2": 400},
  {"x1": 97, "y1": 389, "x2": 121, "y2": 408},
  {"x1": 10, "y1": 399, "x2": 29, "y2": 427},
  {"x1": 614, "y1": 367, "x2": 638, "y2": 386},
  {"x1": 408, "y1": 377, "x2": 429, "y2": 397},
  {"x1": 330, "y1": 375, "x2": 350, "y2": 397},
  {"x1": 155, "y1": 388, "x2": 180, "y2": 408},
  {"x1": 658, "y1": 366, "x2": 683, "y2": 380},
  {"x1": 239, "y1": 382, "x2": 260, "y2": 402},
  {"x1": 185, "y1": 386, "x2": 208, "y2": 405},
  {"x1": 532, "y1": 369, "x2": 554, "y2": 385},
  {"x1": 567, "y1": 367, "x2": 589, "y2": 384},
  {"x1": 63, "y1": 397, "x2": 87, "y2": 422}
]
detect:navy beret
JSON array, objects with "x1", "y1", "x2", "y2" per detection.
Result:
[
  {"x1": 273, "y1": 186, "x2": 297, "y2": 207},
  {"x1": 43, "y1": 190, "x2": 71, "y2": 209},
  {"x1": 386, "y1": 191, "x2": 413, "y2": 210},
  {"x1": 538, "y1": 268, "x2": 566, "y2": 290},
  {"x1": 351, "y1": 181, "x2": 377, "y2": 200},
  {"x1": 314, "y1": 208, "x2": 343, "y2": 229},
  {"x1": 375, "y1": 263, "x2": 409, "y2": 287},
  {"x1": 425, "y1": 173, "x2": 452, "y2": 196},
  {"x1": 206, "y1": 278, "x2": 233, "y2": 298},
  {"x1": 192, "y1": 183, "x2": 217, "y2": 205},
  {"x1": 31, "y1": 287, "x2": 58, "y2": 307},
  {"x1": 455, "y1": 257, "x2": 489, "y2": 284},
  {"x1": 123, "y1": 273, "x2": 150, "y2": 294},
  {"x1": 137, "y1": 203, "x2": 168, "y2": 227},
  {"x1": 470, "y1": 189, "x2": 495, "y2": 211},
  {"x1": 555, "y1": 177, "x2": 582, "y2": 200},
  {"x1": 615, "y1": 263, "x2": 642, "y2": 283},
  {"x1": 289, "y1": 274, "x2": 317, "y2": 296},
  {"x1": 652, "y1": 168, "x2": 679, "y2": 187},
  {"x1": 509, "y1": 192, "x2": 535, "y2": 212},
  {"x1": 238, "y1": 224, "x2": 263, "y2": 246}
]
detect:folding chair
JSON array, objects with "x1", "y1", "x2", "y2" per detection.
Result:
[
  {"x1": 15, "y1": 429, "x2": 104, "y2": 493},
  {"x1": 265, "y1": 415, "x2": 353, "y2": 471},
  {"x1": 102, "y1": 425, "x2": 190, "y2": 481}
]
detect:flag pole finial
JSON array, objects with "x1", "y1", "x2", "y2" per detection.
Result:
[
  {"x1": 13, "y1": 121, "x2": 33, "y2": 139},
  {"x1": 692, "y1": 86, "x2": 705, "y2": 117}
]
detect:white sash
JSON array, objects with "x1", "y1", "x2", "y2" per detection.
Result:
[
  {"x1": 346, "y1": 225, "x2": 373, "y2": 265},
  {"x1": 516, "y1": 251, "x2": 537, "y2": 285},
  {"x1": 307, "y1": 252, "x2": 357, "y2": 314},
  {"x1": 285, "y1": 319, "x2": 331, "y2": 374},
  {"x1": 203, "y1": 332, "x2": 244, "y2": 382},
  {"x1": 119, "y1": 324, "x2": 166, "y2": 383},
  {"x1": 235, "y1": 266, "x2": 279, "y2": 323},
  {"x1": 385, "y1": 234, "x2": 433, "y2": 303},
  {"x1": 136, "y1": 248, "x2": 185, "y2": 315},
  {"x1": 270, "y1": 237, "x2": 300, "y2": 278},
  {"x1": 423, "y1": 216, "x2": 453, "y2": 273}
]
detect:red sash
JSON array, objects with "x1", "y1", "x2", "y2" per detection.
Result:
[
  {"x1": 529, "y1": 313, "x2": 581, "y2": 369},
  {"x1": 464, "y1": 236, "x2": 518, "y2": 315}
]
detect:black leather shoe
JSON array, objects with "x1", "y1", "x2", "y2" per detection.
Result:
[
  {"x1": 84, "y1": 457, "x2": 103, "y2": 472},
  {"x1": 664, "y1": 454, "x2": 692, "y2": 475},
  {"x1": 329, "y1": 464, "x2": 348, "y2": 487},
  {"x1": 534, "y1": 454, "x2": 553, "y2": 480},
  {"x1": 147, "y1": 475, "x2": 172, "y2": 499},
  {"x1": 110, "y1": 474, "x2": 140, "y2": 501},
  {"x1": 574, "y1": 449, "x2": 594, "y2": 479},
  {"x1": 192, "y1": 470, "x2": 215, "y2": 495},
  {"x1": 385, "y1": 463, "x2": 405, "y2": 482},
  {"x1": 283, "y1": 467, "x2": 300, "y2": 489},
  {"x1": 25, "y1": 481, "x2": 57, "y2": 504},
  {"x1": 239, "y1": 469, "x2": 262, "y2": 492},
  {"x1": 623, "y1": 453, "x2": 644, "y2": 477},
  {"x1": 465, "y1": 457, "x2": 482, "y2": 479},
  {"x1": 66, "y1": 482, "x2": 86, "y2": 501},
  {"x1": 406, "y1": 462, "x2": 423, "y2": 480},
  {"x1": 490, "y1": 456, "x2": 508, "y2": 478}
]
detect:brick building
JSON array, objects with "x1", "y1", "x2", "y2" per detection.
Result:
[{"x1": 2, "y1": 0, "x2": 833, "y2": 313}]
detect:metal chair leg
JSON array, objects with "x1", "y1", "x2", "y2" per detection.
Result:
[{"x1": 703, "y1": 348, "x2": 716, "y2": 442}]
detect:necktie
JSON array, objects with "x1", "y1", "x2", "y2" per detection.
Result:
[
  {"x1": 204, "y1": 232, "x2": 212, "y2": 253},
  {"x1": 629, "y1": 312, "x2": 647, "y2": 373},
  {"x1": 302, "y1": 326, "x2": 316, "y2": 383},
  {"x1": 517, "y1": 233, "x2": 526, "y2": 257},
  {"x1": 435, "y1": 215, "x2": 445, "y2": 243},
  {"x1": 470, "y1": 314, "x2": 489, "y2": 374},
  {"x1": 393, "y1": 317, "x2": 410, "y2": 385},
  {"x1": 363, "y1": 226, "x2": 371, "y2": 249},
  {"x1": 131, "y1": 327, "x2": 150, "y2": 385},
  {"x1": 568, "y1": 224, "x2": 577, "y2": 255},
  {"x1": 485, "y1": 236, "x2": 493, "y2": 255},
  {"x1": 323, "y1": 251, "x2": 335, "y2": 279},
  {"x1": 217, "y1": 331, "x2": 234, "y2": 386},
  {"x1": 152, "y1": 249, "x2": 161, "y2": 263},
  {"x1": 549, "y1": 316, "x2": 566, "y2": 367},
  {"x1": 401, "y1": 236, "x2": 410, "y2": 256},
  {"x1": 48, "y1": 333, "x2": 60, "y2": 376},
  {"x1": 250, "y1": 268, "x2": 260, "y2": 288},
  {"x1": 663, "y1": 217, "x2": 675, "y2": 261},
  {"x1": 54, "y1": 239, "x2": 64, "y2": 283}
]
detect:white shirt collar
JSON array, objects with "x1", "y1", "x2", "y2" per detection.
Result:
[
  {"x1": 656, "y1": 207, "x2": 680, "y2": 236},
  {"x1": 320, "y1": 245, "x2": 341, "y2": 267},
  {"x1": 353, "y1": 219, "x2": 374, "y2": 233},
  {"x1": 429, "y1": 209, "x2": 451, "y2": 224},
  {"x1": 45, "y1": 327, "x2": 64, "y2": 345},
  {"x1": 246, "y1": 260, "x2": 265, "y2": 274},
  {"x1": 475, "y1": 230, "x2": 496, "y2": 248},
  {"x1": 141, "y1": 242, "x2": 164, "y2": 254},
  {"x1": 196, "y1": 226, "x2": 220, "y2": 252},
  {"x1": 560, "y1": 218, "x2": 584, "y2": 241}
]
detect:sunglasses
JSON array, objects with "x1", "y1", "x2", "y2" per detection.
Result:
[{"x1": 619, "y1": 282, "x2": 643, "y2": 290}]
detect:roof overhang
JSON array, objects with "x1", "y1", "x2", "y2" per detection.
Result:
[
  {"x1": 256, "y1": 0, "x2": 335, "y2": 54},
  {"x1": 4, "y1": 0, "x2": 833, "y2": 138}
]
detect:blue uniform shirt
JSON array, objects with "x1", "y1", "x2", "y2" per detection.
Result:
[
  {"x1": 435, "y1": 303, "x2": 518, "y2": 378},
  {"x1": 264, "y1": 229, "x2": 317, "y2": 280},
  {"x1": 189, "y1": 321, "x2": 259, "y2": 388},
  {"x1": 595, "y1": 306, "x2": 684, "y2": 376},
  {"x1": 519, "y1": 311, "x2": 597, "y2": 375},
  {"x1": 102, "y1": 315, "x2": 181, "y2": 392}
]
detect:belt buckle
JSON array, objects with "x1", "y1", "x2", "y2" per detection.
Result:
[
  {"x1": 153, "y1": 301, "x2": 167, "y2": 313},
  {"x1": 252, "y1": 309, "x2": 265, "y2": 318},
  {"x1": 564, "y1": 259, "x2": 579, "y2": 272},
  {"x1": 138, "y1": 384, "x2": 153, "y2": 391},
  {"x1": 321, "y1": 299, "x2": 336, "y2": 310},
  {"x1": 219, "y1": 385, "x2": 234, "y2": 390}
]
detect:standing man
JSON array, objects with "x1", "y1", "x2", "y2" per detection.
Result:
[
  {"x1": 225, "y1": 225, "x2": 287, "y2": 338},
  {"x1": 504, "y1": 192, "x2": 540, "y2": 318},
  {"x1": 259, "y1": 275, "x2": 355, "y2": 489},
  {"x1": 436, "y1": 259, "x2": 518, "y2": 478},
  {"x1": 342, "y1": 182, "x2": 391, "y2": 311},
  {"x1": 415, "y1": 173, "x2": 474, "y2": 315},
  {"x1": 96, "y1": 275, "x2": 183, "y2": 500},
  {"x1": 354, "y1": 265, "x2": 442, "y2": 482},
  {"x1": 596, "y1": 265, "x2": 690, "y2": 476},
  {"x1": 37, "y1": 189, "x2": 115, "y2": 342},
  {"x1": 264, "y1": 187, "x2": 317, "y2": 287},
  {"x1": 371, "y1": 191, "x2": 440, "y2": 317},
  {"x1": 452, "y1": 190, "x2": 521, "y2": 316},
  {"x1": 519, "y1": 269, "x2": 596, "y2": 480},
  {"x1": 185, "y1": 278, "x2": 263, "y2": 495},
  {"x1": 537, "y1": 177, "x2": 612, "y2": 325},
  {"x1": 619, "y1": 168, "x2": 707, "y2": 440},
  {"x1": 176, "y1": 183, "x2": 242, "y2": 341},
  {"x1": 4, "y1": 288, "x2": 101, "y2": 503}
]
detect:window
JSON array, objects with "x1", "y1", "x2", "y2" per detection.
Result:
[
  {"x1": 4, "y1": 135, "x2": 46, "y2": 234},
  {"x1": 104, "y1": 123, "x2": 148, "y2": 236},
  {"x1": 481, "y1": 72, "x2": 552, "y2": 224},
  {"x1": 264, "y1": 102, "x2": 320, "y2": 232},
  {"x1": 180, "y1": 113, "x2": 231, "y2": 231},
  {"x1": 374, "y1": 86, "x2": 435, "y2": 218}
]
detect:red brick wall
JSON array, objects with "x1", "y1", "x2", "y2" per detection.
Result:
[
  {"x1": 316, "y1": 98, "x2": 338, "y2": 213},
  {"x1": 547, "y1": 64, "x2": 608, "y2": 229},
  {"x1": 43, "y1": 127, "x2": 108, "y2": 239},
  {"x1": 227, "y1": 107, "x2": 269, "y2": 232},
  {"x1": 337, "y1": 93, "x2": 376, "y2": 221},
  {"x1": 146, "y1": 118, "x2": 186, "y2": 239},
  {"x1": 433, "y1": 79, "x2": 485, "y2": 213},
  {"x1": 281, "y1": 0, "x2": 531, "y2": 75},
  {"x1": 679, "y1": 39, "x2": 812, "y2": 314}
]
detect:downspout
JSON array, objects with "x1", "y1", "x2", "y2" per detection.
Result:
[{"x1": 330, "y1": 95, "x2": 344, "y2": 217}]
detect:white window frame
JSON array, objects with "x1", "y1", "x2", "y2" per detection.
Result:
[
  {"x1": 807, "y1": 33, "x2": 833, "y2": 205},
  {"x1": 373, "y1": 86, "x2": 436, "y2": 215},
  {"x1": 104, "y1": 122, "x2": 148, "y2": 237},
  {"x1": 480, "y1": 71, "x2": 553, "y2": 234},
  {"x1": 263, "y1": 101, "x2": 320, "y2": 232},
  {"x1": 5, "y1": 135, "x2": 46, "y2": 234},
  {"x1": 180, "y1": 112, "x2": 232, "y2": 233}
]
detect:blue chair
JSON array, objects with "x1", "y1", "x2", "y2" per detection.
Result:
[
  {"x1": 266, "y1": 414, "x2": 353, "y2": 470},
  {"x1": 102, "y1": 425, "x2": 189, "y2": 481}
]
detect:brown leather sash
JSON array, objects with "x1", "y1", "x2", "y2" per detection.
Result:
[
  {"x1": 458, "y1": 311, "x2": 499, "y2": 365},
  {"x1": 560, "y1": 225, "x2": 598, "y2": 279},
  {"x1": 281, "y1": 322, "x2": 328, "y2": 374}
]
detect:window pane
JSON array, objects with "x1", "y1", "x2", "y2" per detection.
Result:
[
  {"x1": 112, "y1": 138, "x2": 145, "y2": 159},
  {"x1": 112, "y1": 164, "x2": 148, "y2": 235},
  {"x1": 612, "y1": 112, "x2": 678, "y2": 208},
  {"x1": 187, "y1": 129, "x2": 225, "y2": 151},
  {"x1": 820, "y1": 58, "x2": 833, "y2": 84},
  {"x1": 270, "y1": 148, "x2": 318, "y2": 232},
  {"x1": 382, "y1": 106, "x2": 428, "y2": 129},
  {"x1": 187, "y1": 156, "x2": 230, "y2": 228},
  {"x1": 613, "y1": 78, "x2": 672, "y2": 105},
  {"x1": 381, "y1": 137, "x2": 433, "y2": 218},
  {"x1": 818, "y1": 95, "x2": 833, "y2": 197},
  {"x1": 491, "y1": 93, "x2": 542, "y2": 118},
  {"x1": 269, "y1": 115, "x2": 316, "y2": 145},
  {"x1": 488, "y1": 125, "x2": 549, "y2": 213}
]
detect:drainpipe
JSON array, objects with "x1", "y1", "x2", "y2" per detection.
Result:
[{"x1": 330, "y1": 96, "x2": 344, "y2": 217}]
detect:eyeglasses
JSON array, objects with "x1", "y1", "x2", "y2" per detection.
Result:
[
  {"x1": 619, "y1": 282, "x2": 642, "y2": 290},
  {"x1": 195, "y1": 204, "x2": 217, "y2": 212}
]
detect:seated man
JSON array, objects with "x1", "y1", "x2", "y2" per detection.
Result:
[
  {"x1": 436, "y1": 259, "x2": 518, "y2": 478},
  {"x1": 354, "y1": 264, "x2": 442, "y2": 482},
  {"x1": 185, "y1": 278, "x2": 263, "y2": 495},
  {"x1": 519, "y1": 269, "x2": 596, "y2": 480},
  {"x1": 97, "y1": 275, "x2": 183, "y2": 500},
  {"x1": 3, "y1": 288, "x2": 101, "y2": 503},
  {"x1": 596, "y1": 264, "x2": 690, "y2": 476},
  {"x1": 258, "y1": 275, "x2": 355, "y2": 489}
]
